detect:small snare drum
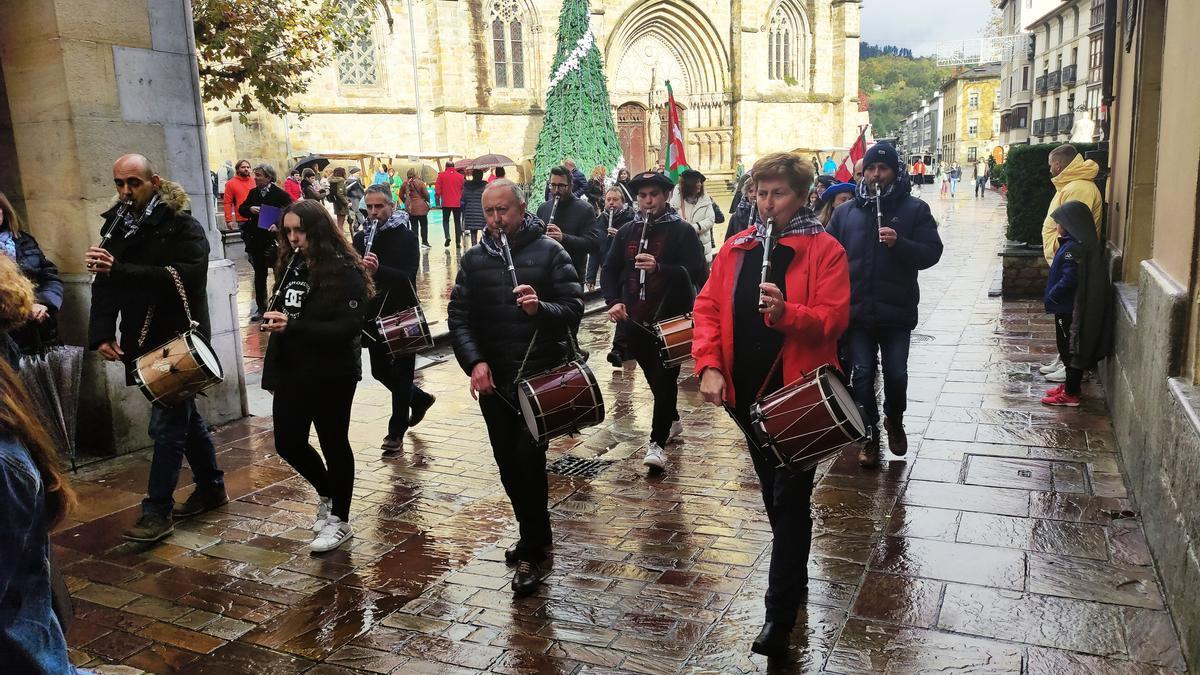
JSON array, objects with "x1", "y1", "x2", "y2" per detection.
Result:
[
  {"x1": 653, "y1": 314, "x2": 694, "y2": 368},
  {"x1": 133, "y1": 331, "x2": 224, "y2": 407},
  {"x1": 517, "y1": 361, "x2": 605, "y2": 444},
  {"x1": 749, "y1": 365, "x2": 866, "y2": 471},
  {"x1": 376, "y1": 305, "x2": 433, "y2": 358}
]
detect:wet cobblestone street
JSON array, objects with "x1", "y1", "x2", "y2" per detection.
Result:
[{"x1": 59, "y1": 192, "x2": 1188, "y2": 673}]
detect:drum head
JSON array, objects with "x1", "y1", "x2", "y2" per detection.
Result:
[
  {"x1": 188, "y1": 334, "x2": 224, "y2": 379},
  {"x1": 823, "y1": 372, "x2": 866, "y2": 437},
  {"x1": 517, "y1": 385, "x2": 540, "y2": 439}
]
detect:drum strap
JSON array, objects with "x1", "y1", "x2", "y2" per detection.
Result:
[{"x1": 138, "y1": 266, "x2": 196, "y2": 349}]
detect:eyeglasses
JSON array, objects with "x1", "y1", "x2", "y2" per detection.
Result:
[{"x1": 548, "y1": 182, "x2": 570, "y2": 189}]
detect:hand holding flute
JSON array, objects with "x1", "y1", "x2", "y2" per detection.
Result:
[
  {"x1": 636, "y1": 211, "x2": 653, "y2": 300},
  {"x1": 500, "y1": 231, "x2": 539, "y2": 316},
  {"x1": 261, "y1": 249, "x2": 300, "y2": 332},
  {"x1": 874, "y1": 183, "x2": 898, "y2": 248},
  {"x1": 86, "y1": 200, "x2": 131, "y2": 280}
]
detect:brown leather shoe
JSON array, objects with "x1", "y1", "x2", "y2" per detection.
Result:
[
  {"x1": 884, "y1": 416, "x2": 908, "y2": 456},
  {"x1": 858, "y1": 430, "x2": 880, "y2": 469}
]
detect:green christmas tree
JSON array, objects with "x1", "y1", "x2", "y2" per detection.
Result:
[{"x1": 530, "y1": 0, "x2": 621, "y2": 206}]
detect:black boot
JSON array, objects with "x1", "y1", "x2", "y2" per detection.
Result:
[
  {"x1": 751, "y1": 621, "x2": 792, "y2": 658},
  {"x1": 409, "y1": 391, "x2": 436, "y2": 427}
]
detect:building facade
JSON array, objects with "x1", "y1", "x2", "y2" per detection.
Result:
[
  {"x1": 938, "y1": 65, "x2": 1001, "y2": 164},
  {"x1": 897, "y1": 92, "x2": 941, "y2": 163},
  {"x1": 996, "y1": 0, "x2": 1059, "y2": 148},
  {"x1": 1026, "y1": 0, "x2": 1103, "y2": 144},
  {"x1": 206, "y1": 0, "x2": 863, "y2": 189},
  {"x1": 1102, "y1": 0, "x2": 1200, "y2": 661}
]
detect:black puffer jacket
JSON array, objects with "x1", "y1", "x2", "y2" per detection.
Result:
[
  {"x1": 825, "y1": 179, "x2": 943, "y2": 330},
  {"x1": 4, "y1": 227, "x2": 64, "y2": 350},
  {"x1": 536, "y1": 195, "x2": 599, "y2": 277},
  {"x1": 88, "y1": 182, "x2": 211, "y2": 384},
  {"x1": 262, "y1": 257, "x2": 368, "y2": 390},
  {"x1": 461, "y1": 179, "x2": 487, "y2": 231},
  {"x1": 237, "y1": 183, "x2": 292, "y2": 258},
  {"x1": 448, "y1": 221, "x2": 583, "y2": 388},
  {"x1": 352, "y1": 220, "x2": 419, "y2": 330}
]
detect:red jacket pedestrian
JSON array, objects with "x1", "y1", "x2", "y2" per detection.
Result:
[
  {"x1": 284, "y1": 175, "x2": 303, "y2": 201},
  {"x1": 434, "y1": 166, "x2": 465, "y2": 208},
  {"x1": 222, "y1": 174, "x2": 254, "y2": 228}
]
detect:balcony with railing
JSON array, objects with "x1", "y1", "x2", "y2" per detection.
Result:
[
  {"x1": 1062, "y1": 64, "x2": 1078, "y2": 86},
  {"x1": 1036, "y1": 75, "x2": 1048, "y2": 95},
  {"x1": 1045, "y1": 117, "x2": 1059, "y2": 135},
  {"x1": 1033, "y1": 119, "x2": 1044, "y2": 136},
  {"x1": 1047, "y1": 70, "x2": 1061, "y2": 91},
  {"x1": 1059, "y1": 113, "x2": 1075, "y2": 132}
]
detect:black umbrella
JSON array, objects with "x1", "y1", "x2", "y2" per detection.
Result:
[
  {"x1": 291, "y1": 154, "x2": 330, "y2": 174},
  {"x1": 19, "y1": 344, "x2": 84, "y2": 470}
]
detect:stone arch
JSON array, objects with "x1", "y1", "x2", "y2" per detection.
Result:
[{"x1": 605, "y1": 0, "x2": 730, "y2": 97}]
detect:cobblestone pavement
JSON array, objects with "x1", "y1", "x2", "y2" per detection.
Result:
[{"x1": 60, "y1": 192, "x2": 1188, "y2": 673}]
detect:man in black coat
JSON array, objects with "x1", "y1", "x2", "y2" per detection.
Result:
[
  {"x1": 353, "y1": 184, "x2": 436, "y2": 455},
  {"x1": 536, "y1": 165, "x2": 599, "y2": 280},
  {"x1": 448, "y1": 179, "x2": 583, "y2": 597},
  {"x1": 601, "y1": 171, "x2": 707, "y2": 474},
  {"x1": 596, "y1": 187, "x2": 636, "y2": 366},
  {"x1": 86, "y1": 154, "x2": 225, "y2": 543},
  {"x1": 825, "y1": 143, "x2": 943, "y2": 468},
  {"x1": 237, "y1": 163, "x2": 293, "y2": 321}
]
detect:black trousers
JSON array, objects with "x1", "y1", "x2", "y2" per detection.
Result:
[
  {"x1": 479, "y1": 393, "x2": 552, "y2": 561},
  {"x1": 249, "y1": 249, "x2": 271, "y2": 314},
  {"x1": 441, "y1": 207, "x2": 462, "y2": 242},
  {"x1": 732, "y1": 406, "x2": 816, "y2": 626},
  {"x1": 627, "y1": 326, "x2": 680, "y2": 445},
  {"x1": 1054, "y1": 312, "x2": 1085, "y2": 395},
  {"x1": 610, "y1": 321, "x2": 629, "y2": 359},
  {"x1": 272, "y1": 378, "x2": 358, "y2": 521},
  {"x1": 367, "y1": 345, "x2": 431, "y2": 438},
  {"x1": 410, "y1": 214, "x2": 429, "y2": 245}
]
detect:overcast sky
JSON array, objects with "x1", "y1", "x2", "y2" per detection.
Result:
[{"x1": 860, "y1": 0, "x2": 996, "y2": 57}]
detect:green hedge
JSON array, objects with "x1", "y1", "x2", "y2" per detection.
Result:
[
  {"x1": 1005, "y1": 143, "x2": 1096, "y2": 245},
  {"x1": 989, "y1": 162, "x2": 1007, "y2": 189}
]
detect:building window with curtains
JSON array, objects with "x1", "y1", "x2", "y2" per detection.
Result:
[
  {"x1": 336, "y1": 1, "x2": 378, "y2": 86},
  {"x1": 490, "y1": 0, "x2": 526, "y2": 89}
]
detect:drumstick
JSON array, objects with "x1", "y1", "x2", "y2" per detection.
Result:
[
  {"x1": 759, "y1": 217, "x2": 775, "y2": 309},
  {"x1": 260, "y1": 249, "x2": 300, "y2": 332}
]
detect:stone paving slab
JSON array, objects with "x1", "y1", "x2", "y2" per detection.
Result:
[{"x1": 62, "y1": 194, "x2": 1189, "y2": 673}]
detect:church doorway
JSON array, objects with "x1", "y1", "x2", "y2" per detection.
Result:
[{"x1": 617, "y1": 102, "x2": 647, "y2": 174}]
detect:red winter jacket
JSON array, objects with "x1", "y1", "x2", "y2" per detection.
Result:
[
  {"x1": 222, "y1": 174, "x2": 254, "y2": 226},
  {"x1": 692, "y1": 230, "x2": 850, "y2": 407},
  {"x1": 434, "y1": 169, "x2": 465, "y2": 208}
]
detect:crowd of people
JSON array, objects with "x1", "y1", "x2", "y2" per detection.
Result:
[{"x1": 1, "y1": 138, "x2": 1113, "y2": 665}]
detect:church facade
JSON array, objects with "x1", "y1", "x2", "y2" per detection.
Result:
[{"x1": 206, "y1": 0, "x2": 862, "y2": 188}]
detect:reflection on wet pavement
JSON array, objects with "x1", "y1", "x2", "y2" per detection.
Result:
[{"x1": 61, "y1": 195, "x2": 1188, "y2": 673}]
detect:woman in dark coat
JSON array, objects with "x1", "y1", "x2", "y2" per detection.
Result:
[
  {"x1": 461, "y1": 169, "x2": 488, "y2": 246},
  {"x1": 0, "y1": 192, "x2": 63, "y2": 352}
]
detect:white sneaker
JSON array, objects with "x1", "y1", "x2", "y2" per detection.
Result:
[
  {"x1": 666, "y1": 420, "x2": 683, "y2": 443},
  {"x1": 643, "y1": 442, "x2": 667, "y2": 471},
  {"x1": 310, "y1": 515, "x2": 352, "y2": 553},
  {"x1": 1044, "y1": 366, "x2": 1067, "y2": 383},
  {"x1": 1039, "y1": 356, "x2": 1063, "y2": 374},
  {"x1": 311, "y1": 496, "x2": 332, "y2": 533}
]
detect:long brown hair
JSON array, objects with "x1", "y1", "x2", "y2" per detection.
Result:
[
  {"x1": 0, "y1": 257, "x2": 75, "y2": 525},
  {"x1": 0, "y1": 192, "x2": 25, "y2": 236},
  {"x1": 274, "y1": 200, "x2": 373, "y2": 296}
]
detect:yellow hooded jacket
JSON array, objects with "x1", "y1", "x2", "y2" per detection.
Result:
[{"x1": 1042, "y1": 154, "x2": 1103, "y2": 264}]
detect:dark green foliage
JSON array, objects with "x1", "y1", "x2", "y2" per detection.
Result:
[
  {"x1": 860, "y1": 56, "x2": 953, "y2": 137},
  {"x1": 989, "y1": 161, "x2": 1007, "y2": 189},
  {"x1": 1004, "y1": 143, "x2": 1096, "y2": 244},
  {"x1": 860, "y1": 43, "x2": 915, "y2": 59}
]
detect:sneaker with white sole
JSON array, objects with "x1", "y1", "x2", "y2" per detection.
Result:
[
  {"x1": 1039, "y1": 356, "x2": 1063, "y2": 375},
  {"x1": 310, "y1": 515, "x2": 352, "y2": 553},
  {"x1": 643, "y1": 442, "x2": 667, "y2": 472},
  {"x1": 1044, "y1": 366, "x2": 1067, "y2": 383},
  {"x1": 312, "y1": 496, "x2": 333, "y2": 533},
  {"x1": 666, "y1": 420, "x2": 683, "y2": 443}
]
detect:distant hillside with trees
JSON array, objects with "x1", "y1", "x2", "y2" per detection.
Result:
[{"x1": 859, "y1": 45, "x2": 953, "y2": 138}]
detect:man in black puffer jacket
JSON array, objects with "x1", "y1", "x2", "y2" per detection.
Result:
[
  {"x1": 449, "y1": 179, "x2": 583, "y2": 597},
  {"x1": 86, "y1": 154, "x2": 225, "y2": 544},
  {"x1": 826, "y1": 142, "x2": 943, "y2": 469},
  {"x1": 536, "y1": 165, "x2": 600, "y2": 281}
]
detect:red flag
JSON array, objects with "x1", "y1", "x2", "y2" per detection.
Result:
[
  {"x1": 665, "y1": 81, "x2": 689, "y2": 181},
  {"x1": 835, "y1": 125, "x2": 869, "y2": 182}
]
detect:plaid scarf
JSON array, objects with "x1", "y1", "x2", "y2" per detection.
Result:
[
  {"x1": 121, "y1": 194, "x2": 160, "y2": 239},
  {"x1": 631, "y1": 204, "x2": 683, "y2": 229},
  {"x1": 733, "y1": 207, "x2": 823, "y2": 245},
  {"x1": 855, "y1": 166, "x2": 910, "y2": 204},
  {"x1": 481, "y1": 211, "x2": 544, "y2": 258}
]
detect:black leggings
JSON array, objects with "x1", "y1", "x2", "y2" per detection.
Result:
[
  {"x1": 1054, "y1": 312, "x2": 1085, "y2": 395},
  {"x1": 272, "y1": 378, "x2": 358, "y2": 521},
  {"x1": 442, "y1": 207, "x2": 462, "y2": 241},
  {"x1": 410, "y1": 214, "x2": 429, "y2": 244}
]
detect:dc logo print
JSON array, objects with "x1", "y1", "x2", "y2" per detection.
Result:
[{"x1": 285, "y1": 288, "x2": 304, "y2": 307}]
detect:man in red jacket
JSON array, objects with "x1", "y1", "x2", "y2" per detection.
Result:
[
  {"x1": 222, "y1": 159, "x2": 254, "y2": 231},
  {"x1": 434, "y1": 162, "x2": 466, "y2": 249}
]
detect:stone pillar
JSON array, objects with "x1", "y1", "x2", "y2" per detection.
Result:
[{"x1": 0, "y1": 0, "x2": 247, "y2": 456}]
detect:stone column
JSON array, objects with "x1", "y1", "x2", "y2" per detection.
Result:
[{"x1": 0, "y1": 0, "x2": 247, "y2": 455}]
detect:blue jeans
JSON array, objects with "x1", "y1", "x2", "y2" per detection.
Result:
[
  {"x1": 144, "y1": 398, "x2": 224, "y2": 515},
  {"x1": 844, "y1": 327, "x2": 911, "y2": 431}
]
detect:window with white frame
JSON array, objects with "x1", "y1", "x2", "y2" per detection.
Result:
[
  {"x1": 968, "y1": 118, "x2": 979, "y2": 137},
  {"x1": 969, "y1": 90, "x2": 980, "y2": 110},
  {"x1": 490, "y1": 0, "x2": 526, "y2": 89}
]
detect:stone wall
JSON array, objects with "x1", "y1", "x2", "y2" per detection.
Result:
[
  {"x1": 999, "y1": 243, "x2": 1048, "y2": 299},
  {"x1": 1105, "y1": 259, "x2": 1200, "y2": 662}
]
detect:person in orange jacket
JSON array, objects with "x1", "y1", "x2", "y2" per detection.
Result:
[
  {"x1": 691, "y1": 151, "x2": 850, "y2": 659},
  {"x1": 221, "y1": 159, "x2": 254, "y2": 231}
]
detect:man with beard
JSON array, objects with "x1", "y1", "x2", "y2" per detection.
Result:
[
  {"x1": 826, "y1": 142, "x2": 943, "y2": 469},
  {"x1": 222, "y1": 159, "x2": 253, "y2": 231},
  {"x1": 601, "y1": 171, "x2": 707, "y2": 473},
  {"x1": 536, "y1": 165, "x2": 600, "y2": 281},
  {"x1": 448, "y1": 179, "x2": 582, "y2": 595},
  {"x1": 352, "y1": 184, "x2": 437, "y2": 456}
]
